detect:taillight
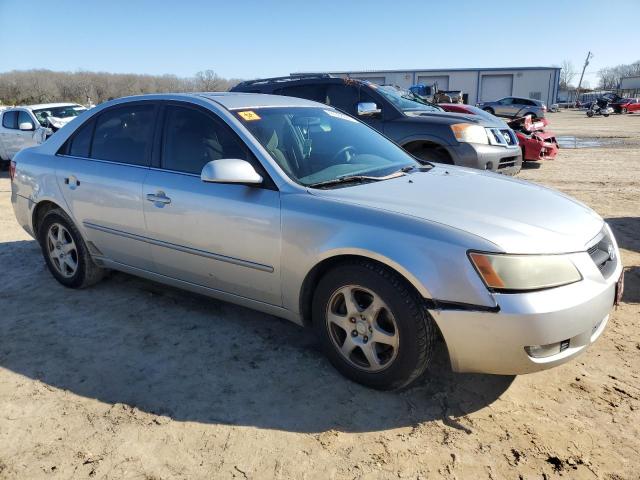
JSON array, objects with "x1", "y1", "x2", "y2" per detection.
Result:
[{"x1": 9, "y1": 161, "x2": 16, "y2": 181}]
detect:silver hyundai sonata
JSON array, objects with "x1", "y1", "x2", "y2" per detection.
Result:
[{"x1": 10, "y1": 93, "x2": 623, "y2": 390}]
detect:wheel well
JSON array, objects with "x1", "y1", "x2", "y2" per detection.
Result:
[
  {"x1": 32, "y1": 201, "x2": 62, "y2": 238},
  {"x1": 402, "y1": 140, "x2": 453, "y2": 164},
  {"x1": 298, "y1": 254, "x2": 424, "y2": 327}
]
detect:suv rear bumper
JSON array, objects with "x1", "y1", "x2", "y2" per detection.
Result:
[{"x1": 447, "y1": 143, "x2": 522, "y2": 175}]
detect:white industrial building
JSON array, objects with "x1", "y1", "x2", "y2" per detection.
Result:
[{"x1": 324, "y1": 67, "x2": 561, "y2": 105}]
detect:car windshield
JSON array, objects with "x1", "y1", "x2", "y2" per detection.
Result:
[
  {"x1": 375, "y1": 85, "x2": 442, "y2": 113},
  {"x1": 33, "y1": 105, "x2": 86, "y2": 126},
  {"x1": 235, "y1": 107, "x2": 421, "y2": 187}
]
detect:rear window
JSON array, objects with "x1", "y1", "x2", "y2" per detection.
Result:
[
  {"x1": 2, "y1": 111, "x2": 17, "y2": 129},
  {"x1": 91, "y1": 105, "x2": 155, "y2": 166},
  {"x1": 68, "y1": 120, "x2": 94, "y2": 157}
]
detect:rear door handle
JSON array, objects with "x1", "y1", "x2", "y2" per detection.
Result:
[{"x1": 146, "y1": 192, "x2": 172, "y2": 206}]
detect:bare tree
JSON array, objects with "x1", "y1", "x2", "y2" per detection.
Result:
[
  {"x1": 597, "y1": 60, "x2": 640, "y2": 89},
  {"x1": 560, "y1": 60, "x2": 576, "y2": 89}
]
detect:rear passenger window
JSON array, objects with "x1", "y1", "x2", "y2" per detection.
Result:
[
  {"x1": 2, "y1": 111, "x2": 17, "y2": 129},
  {"x1": 91, "y1": 105, "x2": 155, "y2": 165},
  {"x1": 162, "y1": 106, "x2": 249, "y2": 175},
  {"x1": 68, "y1": 120, "x2": 94, "y2": 157}
]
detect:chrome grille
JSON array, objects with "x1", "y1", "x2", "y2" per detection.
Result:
[
  {"x1": 500, "y1": 129, "x2": 516, "y2": 145},
  {"x1": 586, "y1": 228, "x2": 617, "y2": 278}
]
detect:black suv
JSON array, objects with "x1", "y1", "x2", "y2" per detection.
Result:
[{"x1": 231, "y1": 75, "x2": 522, "y2": 175}]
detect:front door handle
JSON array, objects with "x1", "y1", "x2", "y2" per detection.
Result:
[
  {"x1": 146, "y1": 192, "x2": 172, "y2": 206},
  {"x1": 64, "y1": 176, "x2": 80, "y2": 189}
]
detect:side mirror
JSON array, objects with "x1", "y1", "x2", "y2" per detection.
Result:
[
  {"x1": 19, "y1": 122, "x2": 35, "y2": 131},
  {"x1": 357, "y1": 102, "x2": 381, "y2": 117},
  {"x1": 201, "y1": 159, "x2": 263, "y2": 185}
]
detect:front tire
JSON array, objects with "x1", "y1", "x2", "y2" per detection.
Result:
[
  {"x1": 622, "y1": 107, "x2": 628, "y2": 114},
  {"x1": 312, "y1": 260, "x2": 437, "y2": 390},
  {"x1": 586, "y1": 110, "x2": 594, "y2": 117},
  {"x1": 483, "y1": 107, "x2": 495, "y2": 115},
  {"x1": 38, "y1": 208, "x2": 105, "y2": 289}
]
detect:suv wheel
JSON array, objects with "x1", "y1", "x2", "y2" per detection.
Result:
[
  {"x1": 38, "y1": 208, "x2": 105, "y2": 288},
  {"x1": 411, "y1": 146, "x2": 452, "y2": 164},
  {"x1": 312, "y1": 260, "x2": 437, "y2": 390}
]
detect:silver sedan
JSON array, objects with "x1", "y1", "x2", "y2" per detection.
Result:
[{"x1": 10, "y1": 93, "x2": 622, "y2": 390}]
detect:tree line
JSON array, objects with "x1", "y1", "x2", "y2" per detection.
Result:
[
  {"x1": 560, "y1": 59, "x2": 640, "y2": 90},
  {"x1": 598, "y1": 61, "x2": 640, "y2": 90},
  {"x1": 0, "y1": 69, "x2": 242, "y2": 106}
]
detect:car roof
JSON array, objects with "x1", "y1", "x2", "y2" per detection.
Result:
[
  {"x1": 27, "y1": 102, "x2": 84, "y2": 110},
  {"x1": 196, "y1": 92, "x2": 324, "y2": 110}
]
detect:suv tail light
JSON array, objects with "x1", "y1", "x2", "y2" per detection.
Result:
[{"x1": 9, "y1": 161, "x2": 16, "y2": 181}]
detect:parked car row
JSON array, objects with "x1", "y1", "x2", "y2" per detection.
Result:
[
  {"x1": 476, "y1": 97, "x2": 547, "y2": 119},
  {"x1": 0, "y1": 103, "x2": 87, "y2": 168},
  {"x1": 10, "y1": 90, "x2": 622, "y2": 390}
]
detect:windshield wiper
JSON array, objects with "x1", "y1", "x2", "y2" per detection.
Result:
[{"x1": 308, "y1": 170, "x2": 406, "y2": 189}]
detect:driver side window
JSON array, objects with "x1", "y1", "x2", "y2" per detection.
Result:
[{"x1": 161, "y1": 105, "x2": 250, "y2": 175}]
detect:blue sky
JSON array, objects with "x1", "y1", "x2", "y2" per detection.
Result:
[{"x1": 1, "y1": 0, "x2": 638, "y2": 86}]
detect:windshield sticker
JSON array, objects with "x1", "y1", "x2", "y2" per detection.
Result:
[
  {"x1": 237, "y1": 110, "x2": 261, "y2": 121},
  {"x1": 324, "y1": 109, "x2": 357, "y2": 122}
]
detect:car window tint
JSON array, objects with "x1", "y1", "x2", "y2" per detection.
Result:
[
  {"x1": 275, "y1": 84, "x2": 326, "y2": 103},
  {"x1": 2, "y1": 111, "x2": 18, "y2": 129},
  {"x1": 68, "y1": 120, "x2": 94, "y2": 157},
  {"x1": 91, "y1": 105, "x2": 155, "y2": 165},
  {"x1": 162, "y1": 105, "x2": 248, "y2": 175},
  {"x1": 325, "y1": 85, "x2": 360, "y2": 115},
  {"x1": 18, "y1": 111, "x2": 34, "y2": 128}
]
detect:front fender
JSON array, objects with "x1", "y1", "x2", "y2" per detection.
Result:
[{"x1": 280, "y1": 193, "x2": 498, "y2": 318}]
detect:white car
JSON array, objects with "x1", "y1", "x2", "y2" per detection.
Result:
[{"x1": 0, "y1": 103, "x2": 87, "y2": 165}]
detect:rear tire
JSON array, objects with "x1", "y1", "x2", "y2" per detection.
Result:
[
  {"x1": 38, "y1": 208, "x2": 105, "y2": 289},
  {"x1": 312, "y1": 260, "x2": 437, "y2": 390}
]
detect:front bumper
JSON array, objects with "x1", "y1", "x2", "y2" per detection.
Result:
[
  {"x1": 447, "y1": 142, "x2": 522, "y2": 175},
  {"x1": 429, "y1": 250, "x2": 622, "y2": 375}
]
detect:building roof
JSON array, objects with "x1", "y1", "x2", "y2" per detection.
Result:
[{"x1": 299, "y1": 66, "x2": 561, "y2": 75}]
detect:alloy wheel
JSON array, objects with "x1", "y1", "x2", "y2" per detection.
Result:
[
  {"x1": 46, "y1": 222, "x2": 78, "y2": 278},
  {"x1": 325, "y1": 285, "x2": 399, "y2": 372}
]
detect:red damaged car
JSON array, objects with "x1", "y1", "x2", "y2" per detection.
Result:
[
  {"x1": 439, "y1": 103, "x2": 559, "y2": 162},
  {"x1": 612, "y1": 98, "x2": 640, "y2": 114}
]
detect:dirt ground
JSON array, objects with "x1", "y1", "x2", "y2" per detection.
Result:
[{"x1": 0, "y1": 110, "x2": 638, "y2": 480}]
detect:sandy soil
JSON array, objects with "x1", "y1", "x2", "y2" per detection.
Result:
[{"x1": 0, "y1": 110, "x2": 638, "y2": 480}]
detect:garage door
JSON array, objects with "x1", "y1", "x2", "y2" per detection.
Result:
[
  {"x1": 417, "y1": 75, "x2": 449, "y2": 90},
  {"x1": 480, "y1": 74, "x2": 513, "y2": 102},
  {"x1": 355, "y1": 76, "x2": 386, "y2": 85}
]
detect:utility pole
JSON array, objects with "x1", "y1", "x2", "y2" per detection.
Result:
[{"x1": 575, "y1": 51, "x2": 593, "y2": 105}]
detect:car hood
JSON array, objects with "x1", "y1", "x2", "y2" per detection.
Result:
[
  {"x1": 405, "y1": 110, "x2": 508, "y2": 128},
  {"x1": 309, "y1": 166, "x2": 603, "y2": 254}
]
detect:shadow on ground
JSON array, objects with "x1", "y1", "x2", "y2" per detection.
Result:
[
  {"x1": 521, "y1": 161, "x2": 542, "y2": 170},
  {"x1": 0, "y1": 239, "x2": 513, "y2": 434},
  {"x1": 607, "y1": 217, "x2": 640, "y2": 254},
  {"x1": 607, "y1": 217, "x2": 640, "y2": 304}
]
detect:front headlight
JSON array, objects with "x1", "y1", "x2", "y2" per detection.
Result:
[
  {"x1": 469, "y1": 252, "x2": 582, "y2": 292},
  {"x1": 450, "y1": 123, "x2": 489, "y2": 144}
]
